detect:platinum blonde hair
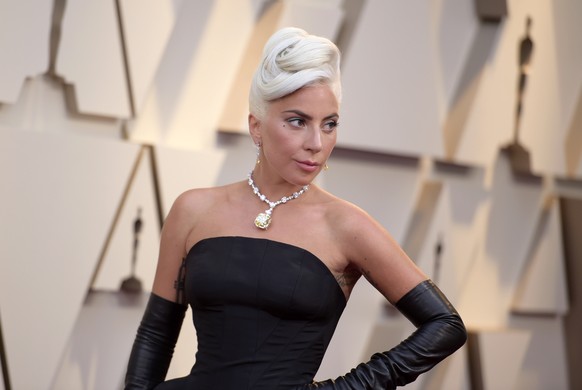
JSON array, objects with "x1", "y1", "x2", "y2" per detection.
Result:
[{"x1": 249, "y1": 27, "x2": 342, "y2": 120}]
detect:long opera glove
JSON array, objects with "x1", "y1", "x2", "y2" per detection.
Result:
[
  {"x1": 298, "y1": 280, "x2": 467, "y2": 390},
  {"x1": 124, "y1": 293, "x2": 187, "y2": 390}
]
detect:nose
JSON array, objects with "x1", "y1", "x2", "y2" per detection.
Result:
[{"x1": 305, "y1": 127, "x2": 322, "y2": 152}]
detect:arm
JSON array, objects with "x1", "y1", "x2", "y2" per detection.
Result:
[
  {"x1": 124, "y1": 293, "x2": 186, "y2": 389},
  {"x1": 124, "y1": 192, "x2": 197, "y2": 389},
  {"x1": 300, "y1": 279, "x2": 466, "y2": 389},
  {"x1": 300, "y1": 205, "x2": 467, "y2": 389}
]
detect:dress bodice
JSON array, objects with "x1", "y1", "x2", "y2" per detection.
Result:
[{"x1": 155, "y1": 236, "x2": 346, "y2": 390}]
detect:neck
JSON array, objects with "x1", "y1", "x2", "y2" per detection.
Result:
[
  {"x1": 247, "y1": 170, "x2": 310, "y2": 230},
  {"x1": 249, "y1": 169, "x2": 309, "y2": 200}
]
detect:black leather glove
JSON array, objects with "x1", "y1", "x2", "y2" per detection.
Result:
[
  {"x1": 297, "y1": 279, "x2": 467, "y2": 390},
  {"x1": 124, "y1": 293, "x2": 187, "y2": 390}
]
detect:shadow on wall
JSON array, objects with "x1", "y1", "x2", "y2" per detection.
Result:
[
  {"x1": 442, "y1": 22, "x2": 500, "y2": 160},
  {"x1": 564, "y1": 89, "x2": 582, "y2": 177},
  {"x1": 559, "y1": 196, "x2": 582, "y2": 390}
]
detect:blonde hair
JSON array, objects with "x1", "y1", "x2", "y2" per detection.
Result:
[{"x1": 249, "y1": 27, "x2": 341, "y2": 119}]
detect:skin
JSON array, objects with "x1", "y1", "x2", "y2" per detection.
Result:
[{"x1": 152, "y1": 83, "x2": 427, "y2": 305}]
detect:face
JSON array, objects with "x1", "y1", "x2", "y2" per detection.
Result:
[{"x1": 249, "y1": 84, "x2": 339, "y2": 186}]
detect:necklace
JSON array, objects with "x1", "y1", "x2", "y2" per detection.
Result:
[{"x1": 247, "y1": 171, "x2": 309, "y2": 230}]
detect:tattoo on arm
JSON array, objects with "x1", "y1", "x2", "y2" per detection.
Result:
[
  {"x1": 173, "y1": 257, "x2": 187, "y2": 305},
  {"x1": 334, "y1": 269, "x2": 360, "y2": 288}
]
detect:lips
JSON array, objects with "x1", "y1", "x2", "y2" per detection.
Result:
[{"x1": 296, "y1": 160, "x2": 320, "y2": 172}]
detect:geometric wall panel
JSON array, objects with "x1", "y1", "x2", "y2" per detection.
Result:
[
  {"x1": 0, "y1": 1, "x2": 52, "y2": 104},
  {"x1": 564, "y1": 88, "x2": 582, "y2": 177},
  {"x1": 119, "y1": 0, "x2": 185, "y2": 115},
  {"x1": 560, "y1": 196, "x2": 582, "y2": 390},
  {"x1": 56, "y1": 0, "x2": 131, "y2": 118},
  {"x1": 474, "y1": 0, "x2": 507, "y2": 22},
  {"x1": 0, "y1": 128, "x2": 140, "y2": 389},
  {"x1": 442, "y1": 22, "x2": 500, "y2": 160},
  {"x1": 338, "y1": 0, "x2": 478, "y2": 157},
  {"x1": 359, "y1": 316, "x2": 410, "y2": 362},
  {"x1": 429, "y1": 162, "x2": 489, "y2": 304},
  {"x1": 323, "y1": 150, "x2": 423, "y2": 244},
  {"x1": 217, "y1": 0, "x2": 286, "y2": 134},
  {"x1": 459, "y1": 152, "x2": 545, "y2": 328},
  {"x1": 51, "y1": 291, "x2": 149, "y2": 390},
  {"x1": 92, "y1": 147, "x2": 161, "y2": 293},
  {"x1": 155, "y1": 145, "x2": 228, "y2": 214},
  {"x1": 511, "y1": 196, "x2": 568, "y2": 315},
  {"x1": 0, "y1": 75, "x2": 122, "y2": 138},
  {"x1": 403, "y1": 170, "x2": 479, "y2": 304},
  {"x1": 421, "y1": 347, "x2": 470, "y2": 390},
  {"x1": 125, "y1": 0, "x2": 218, "y2": 146},
  {"x1": 508, "y1": 316, "x2": 569, "y2": 390},
  {"x1": 468, "y1": 329, "x2": 531, "y2": 390},
  {"x1": 401, "y1": 180, "x2": 443, "y2": 274},
  {"x1": 277, "y1": 0, "x2": 344, "y2": 40},
  {"x1": 457, "y1": 0, "x2": 582, "y2": 175}
]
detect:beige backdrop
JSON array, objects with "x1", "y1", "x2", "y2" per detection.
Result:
[{"x1": 0, "y1": 0, "x2": 580, "y2": 389}]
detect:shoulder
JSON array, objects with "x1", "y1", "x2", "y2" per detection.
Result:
[
  {"x1": 168, "y1": 184, "x2": 234, "y2": 220},
  {"x1": 323, "y1": 192, "x2": 400, "y2": 260},
  {"x1": 322, "y1": 192, "x2": 380, "y2": 239},
  {"x1": 163, "y1": 184, "x2": 235, "y2": 252},
  {"x1": 169, "y1": 187, "x2": 216, "y2": 215},
  {"x1": 323, "y1": 192, "x2": 427, "y2": 303},
  {"x1": 316, "y1": 189, "x2": 385, "y2": 253}
]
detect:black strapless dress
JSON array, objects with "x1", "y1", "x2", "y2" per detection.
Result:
[{"x1": 155, "y1": 236, "x2": 347, "y2": 390}]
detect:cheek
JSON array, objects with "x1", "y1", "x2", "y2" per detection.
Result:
[
  {"x1": 271, "y1": 127, "x2": 297, "y2": 148},
  {"x1": 324, "y1": 134, "x2": 337, "y2": 152},
  {"x1": 264, "y1": 128, "x2": 297, "y2": 157}
]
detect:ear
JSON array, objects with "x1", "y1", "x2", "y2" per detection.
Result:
[{"x1": 248, "y1": 114, "x2": 261, "y2": 145}]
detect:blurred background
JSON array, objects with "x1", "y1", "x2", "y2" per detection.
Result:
[{"x1": 0, "y1": 0, "x2": 581, "y2": 389}]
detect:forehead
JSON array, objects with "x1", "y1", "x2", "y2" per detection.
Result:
[{"x1": 268, "y1": 84, "x2": 339, "y2": 115}]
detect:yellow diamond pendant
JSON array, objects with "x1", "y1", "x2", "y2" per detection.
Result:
[{"x1": 254, "y1": 212, "x2": 272, "y2": 229}]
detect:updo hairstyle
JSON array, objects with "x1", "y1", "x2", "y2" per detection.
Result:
[{"x1": 249, "y1": 27, "x2": 342, "y2": 120}]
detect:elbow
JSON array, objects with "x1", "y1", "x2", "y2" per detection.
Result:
[{"x1": 448, "y1": 313, "x2": 468, "y2": 352}]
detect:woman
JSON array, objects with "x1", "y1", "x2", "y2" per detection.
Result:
[{"x1": 125, "y1": 27, "x2": 466, "y2": 390}]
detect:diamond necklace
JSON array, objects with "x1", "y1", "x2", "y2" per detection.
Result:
[{"x1": 247, "y1": 171, "x2": 309, "y2": 230}]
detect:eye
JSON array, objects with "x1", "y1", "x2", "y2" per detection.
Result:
[
  {"x1": 322, "y1": 120, "x2": 339, "y2": 133},
  {"x1": 287, "y1": 117, "x2": 306, "y2": 128}
]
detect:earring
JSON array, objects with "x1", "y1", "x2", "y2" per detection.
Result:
[
  {"x1": 324, "y1": 163, "x2": 329, "y2": 171},
  {"x1": 255, "y1": 143, "x2": 261, "y2": 165}
]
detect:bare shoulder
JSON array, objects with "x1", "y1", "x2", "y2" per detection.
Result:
[
  {"x1": 323, "y1": 192, "x2": 380, "y2": 242},
  {"x1": 171, "y1": 184, "x2": 231, "y2": 209},
  {"x1": 169, "y1": 186, "x2": 219, "y2": 218},
  {"x1": 323, "y1": 193, "x2": 427, "y2": 303},
  {"x1": 168, "y1": 183, "x2": 236, "y2": 221},
  {"x1": 152, "y1": 184, "x2": 234, "y2": 301},
  {"x1": 315, "y1": 189, "x2": 384, "y2": 259}
]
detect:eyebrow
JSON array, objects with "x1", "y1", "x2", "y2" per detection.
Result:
[{"x1": 282, "y1": 109, "x2": 339, "y2": 121}]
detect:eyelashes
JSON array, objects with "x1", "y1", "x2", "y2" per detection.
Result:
[
  {"x1": 286, "y1": 118, "x2": 305, "y2": 127},
  {"x1": 323, "y1": 120, "x2": 339, "y2": 132},
  {"x1": 285, "y1": 118, "x2": 339, "y2": 133}
]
